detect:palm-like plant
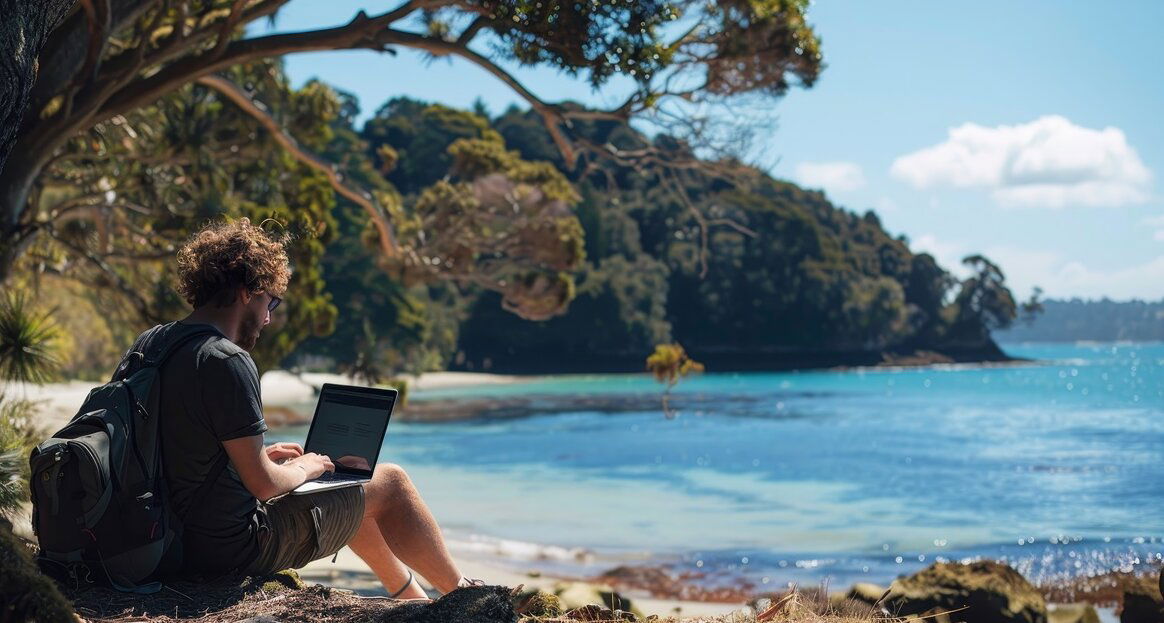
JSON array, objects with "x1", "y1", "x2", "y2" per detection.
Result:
[
  {"x1": 0, "y1": 292, "x2": 60, "y2": 386},
  {"x1": 0, "y1": 292, "x2": 58, "y2": 520}
]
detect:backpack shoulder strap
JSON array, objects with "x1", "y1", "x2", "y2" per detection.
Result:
[
  {"x1": 145, "y1": 323, "x2": 222, "y2": 369},
  {"x1": 111, "y1": 325, "x2": 164, "y2": 382},
  {"x1": 113, "y1": 323, "x2": 221, "y2": 381}
]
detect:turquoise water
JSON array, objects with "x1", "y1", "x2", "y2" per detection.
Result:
[{"x1": 271, "y1": 342, "x2": 1164, "y2": 589}]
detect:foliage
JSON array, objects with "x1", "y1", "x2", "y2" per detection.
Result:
[
  {"x1": 1, "y1": 0, "x2": 825, "y2": 291},
  {"x1": 21, "y1": 61, "x2": 340, "y2": 372},
  {"x1": 0, "y1": 0, "x2": 828, "y2": 380},
  {"x1": 0, "y1": 292, "x2": 55, "y2": 523},
  {"x1": 646, "y1": 343, "x2": 705, "y2": 418},
  {"x1": 0, "y1": 397, "x2": 44, "y2": 519},
  {"x1": 296, "y1": 96, "x2": 587, "y2": 376},
  {"x1": 1019, "y1": 287, "x2": 1045, "y2": 327},
  {"x1": 451, "y1": 106, "x2": 1024, "y2": 370},
  {"x1": 947, "y1": 254, "x2": 1019, "y2": 344},
  {"x1": 647, "y1": 343, "x2": 706, "y2": 386},
  {"x1": 0, "y1": 292, "x2": 60, "y2": 385}
]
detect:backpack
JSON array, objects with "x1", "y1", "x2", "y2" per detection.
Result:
[{"x1": 28, "y1": 322, "x2": 226, "y2": 593}]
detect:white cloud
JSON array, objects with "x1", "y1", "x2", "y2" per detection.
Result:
[
  {"x1": 912, "y1": 233, "x2": 1164, "y2": 300},
  {"x1": 891, "y1": 115, "x2": 1152, "y2": 208},
  {"x1": 1141, "y1": 215, "x2": 1164, "y2": 241},
  {"x1": 912, "y1": 233, "x2": 973, "y2": 279},
  {"x1": 794, "y1": 161, "x2": 866, "y2": 194}
]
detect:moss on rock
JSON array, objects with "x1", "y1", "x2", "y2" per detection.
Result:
[
  {"x1": 885, "y1": 560, "x2": 1047, "y2": 623},
  {"x1": 514, "y1": 586, "x2": 562, "y2": 618},
  {"x1": 254, "y1": 569, "x2": 306, "y2": 593},
  {"x1": 0, "y1": 520, "x2": 77, "y2": 623}
]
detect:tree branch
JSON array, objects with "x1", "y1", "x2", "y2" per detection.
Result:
[
  {"x1": 455, "y1": 16, "x2": 488, "y2": 46},
  {"x1": 194, "y1": 74, "x2": 400, "y2": 258},
  {"x1": 97, "y1": 11, "x2": 409, "y2": 119},
  {"x1": 49, "y1": 231, "x2": 155, "y2": 319},
  {"x1": 76, "y1": 0, "x2": 112, "y2": 89},
  {"x1": 385, "y1": 29, "x2": 579, "y2": 168},
  {"x1": 212, "y1": 0, "x2": 250, "y2": 57}
]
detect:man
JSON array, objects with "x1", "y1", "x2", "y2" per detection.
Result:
[{"x1": 140, "y1": 218, "x2": 478, "y2": 599}]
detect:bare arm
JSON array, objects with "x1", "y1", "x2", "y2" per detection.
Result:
[{"x1": 222, "y1": 434, "x2": 334, "y2": 501}]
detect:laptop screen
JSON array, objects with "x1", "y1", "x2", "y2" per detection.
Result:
[{"x1": 303, "y1": 384, "x2": 396, "y2": 476}]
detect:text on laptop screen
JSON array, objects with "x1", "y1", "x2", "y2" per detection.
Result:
[{"x1": 307, "y1": 389, "x2": 394, "y2": 473}]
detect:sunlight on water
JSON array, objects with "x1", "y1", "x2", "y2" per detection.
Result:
[{"x1": 269, "y1": 342, "x2": 1164, "y2": 586}]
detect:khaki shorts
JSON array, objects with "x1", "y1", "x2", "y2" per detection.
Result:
[{"x1": 246, "y1": 484, "x2": 365, "y2": 575}]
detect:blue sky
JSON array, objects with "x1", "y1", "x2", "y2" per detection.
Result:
[{"x1": 255, "y1": 1, "x2": 1164, "y2": 301}]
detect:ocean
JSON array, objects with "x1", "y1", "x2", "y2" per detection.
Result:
[{"x1": 269, "y1": 342, "x2": 1164, "y2": 591}]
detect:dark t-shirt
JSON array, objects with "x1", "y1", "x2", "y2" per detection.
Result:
[{"x1": 132, "y1": 321, "x2": 268, "y2": 573}]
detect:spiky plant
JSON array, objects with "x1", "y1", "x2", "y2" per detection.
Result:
[
  {"x1": 0, "y1": 292, "x2": 61, "y2": 385},
  {"x1": 0, "y1": 396, "x2": 42, "y2": 521},
  {"x1": 0, "y1": 292, "x2": 58, "y2": 521}
]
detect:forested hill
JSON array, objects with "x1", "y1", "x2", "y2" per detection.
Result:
[
  {"x1": 301, "y1": 97, "x2": 1023, "y2": 374},
  {"x1": 996, "y1": 299, "x2": 1164, "y2": 343}
]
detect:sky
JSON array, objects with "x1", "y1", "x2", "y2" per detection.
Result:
[{"x1": 254, "y1": 1, "x2": 1164, "y2": 301}]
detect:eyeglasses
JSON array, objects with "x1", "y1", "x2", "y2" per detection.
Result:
[{"x1": 266, "y1": 294, "x2": 282, "y2": 312}]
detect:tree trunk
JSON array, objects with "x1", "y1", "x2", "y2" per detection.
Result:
[
  {"x1": 0, "y1": 1, "x2": 78, "y2": 284},
  {"x1": 0, "y1": 152, "x2": 46, "y2": 282},
  {"x1": 0, "y1": 0, "x2": 76, "y2": 178}
]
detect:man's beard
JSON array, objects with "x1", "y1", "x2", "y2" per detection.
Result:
[{"x1": 237, "y1": 313, "x2": 263, "y2": 351}]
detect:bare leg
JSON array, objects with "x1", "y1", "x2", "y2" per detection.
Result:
[
  {"x1": 356, "y1": 463, "x2": 464, "y2": 594},
  {"x1": 347, "y1": 517, "x2": 428, "y2": 599}
]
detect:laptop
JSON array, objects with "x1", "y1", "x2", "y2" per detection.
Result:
[{"x1": 289, "y1": 383, "x2": 397, "y2": 495}]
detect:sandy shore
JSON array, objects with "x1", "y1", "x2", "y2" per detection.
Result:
[
  {"x1": 300, "y1": 546, "x2": 750, "y2": 619},
  {"x1": 14, "y1": 369, "x2": 530, "y2": 432},
  {"x1": 258, "y1": 370, "x2": 530, "y2": 406}
]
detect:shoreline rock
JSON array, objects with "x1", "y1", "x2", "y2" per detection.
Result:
[{"x1": 882, "y1": 560, "x2": 1047, "y2": 623}]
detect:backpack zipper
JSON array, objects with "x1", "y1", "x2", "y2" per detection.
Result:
[{"x1": 122, "y1": 382, "x2": 153, "y2": 480}]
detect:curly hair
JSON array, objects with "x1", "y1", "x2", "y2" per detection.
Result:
[{"x1": 176, "y1": 218, "x2": 290, "y2": 308}]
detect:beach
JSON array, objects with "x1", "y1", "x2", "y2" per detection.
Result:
[{"x1": 17, "y1": 369, "x2": 749, "y2": 619}]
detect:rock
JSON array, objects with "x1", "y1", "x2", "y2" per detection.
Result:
[
  {"x1": 1121, "y1": 575, "x2": 1164, "y2": 623},
  {"x1": 380, "y1": 584, "x2": 518, "y2": 623},
  {"x1": 260, "y1": 569, "x2": 306, "y2": 593},
  {"x1": 553, "y1": 581, "x2": 641, "y2": 618},
  {"x1": 1047, "y1": 603, "x2": 1099, "y2": 623},
  {"x1": 884, "y1": 560, "x2": 1047, "y2": 623},
  {"x1": 513, "y1": 586, "x2": 562, "y2": 617}
]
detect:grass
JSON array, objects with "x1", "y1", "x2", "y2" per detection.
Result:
[{"x1": 0, "y1": 395, "x2": 46, "y2": 520}]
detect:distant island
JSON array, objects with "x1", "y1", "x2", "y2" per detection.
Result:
[{"x1": 996, "y1": 298, "x2": 1164, "y2": 343}]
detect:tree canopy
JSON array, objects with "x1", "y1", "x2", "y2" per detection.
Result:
[{"x1": 0, "y1": 0, "x2": 823, "y2": 286}]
